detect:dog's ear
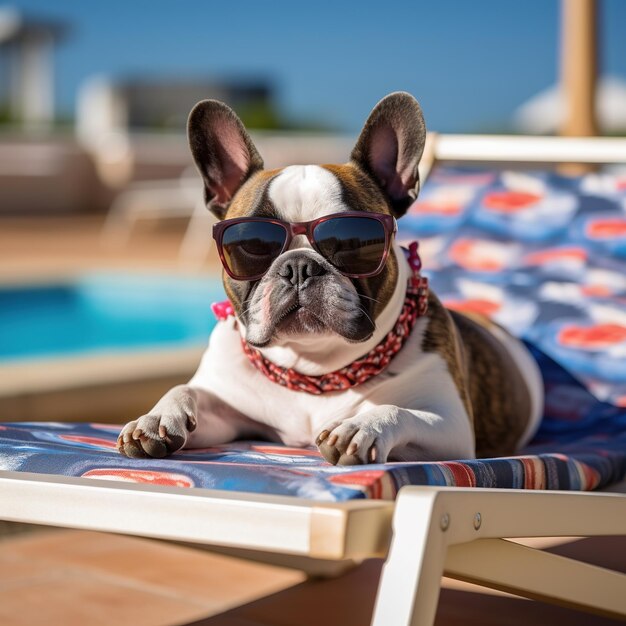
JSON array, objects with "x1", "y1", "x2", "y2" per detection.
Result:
[
  {"x1": 351, "y1": 92, "x2": 426, "y2": 218},
  {"x1": 188, "y1": 100, "x2": 264, "y2": 220}
]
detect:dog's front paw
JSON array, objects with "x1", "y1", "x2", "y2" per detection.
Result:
[
  {"x1": 315, "y1": 411, "x2": 395, "y2": 466},
  {"x1": 117, "y1": 386, "x2": 197, "y2": 459}
]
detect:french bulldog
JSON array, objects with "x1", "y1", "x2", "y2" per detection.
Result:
[{"x1": 117, "y1": 92, "x2": 543, "y2": 465}]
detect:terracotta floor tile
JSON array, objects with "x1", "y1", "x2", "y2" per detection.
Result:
[
  {"x1": 4, "y1": 530, "x2": 304, "y2": 611},
  {"x1": 434, "y1": 588, "x2": 623, "y2": 626},
  {"x1": 544, "y1": 535, "x2": 626, "y2": 573},
  {"x1": 0, "y1": 570, "x2": 212, "y2": 626},
  {"x1": 193, "y1": 560, "x2": 383, "y2": 626},
  {"x1": 191, "y1": 540, "x2": 626, "y2": 626},
  {"x1": 0, "y1": 553, "x2": 55, "y2": 588}
]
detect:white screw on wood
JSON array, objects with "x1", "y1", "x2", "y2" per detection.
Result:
[{"x1": 440, "y1": 513, "x2": 450, "y2": 531}]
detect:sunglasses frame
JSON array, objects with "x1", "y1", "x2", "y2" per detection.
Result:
[{"x1": 212, "y1": 211, "x2": 397, "y2": 281}]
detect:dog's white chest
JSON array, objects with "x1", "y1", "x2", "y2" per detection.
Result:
[
  {"x1": 190, "y1": 320, "x2": 367, "y2": 446},
  {"x1": 189, "y1": 315, "x2": 468, "y2": 448}
]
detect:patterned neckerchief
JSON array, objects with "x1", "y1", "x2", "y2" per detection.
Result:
[{"x1": 212, "y1": 242, "x2": 429, "y2": 395}]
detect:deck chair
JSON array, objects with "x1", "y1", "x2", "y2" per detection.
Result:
[
  {"x1": 2, "y1": 135, "x2": 626, "y2": 625},
  {"x1": 100, "y1": 165, "x2": 217, "y2": 269}
]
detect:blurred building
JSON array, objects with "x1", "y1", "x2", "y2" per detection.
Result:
[
  {"x1": 75, "y1": 75, "x2": 351, "y2": 186},
  {"x1": 0, "y1": 9, "x2": 349, "y2": 215},
  {"x1": 76, "y1": 75, "x2": 275, "y2": 140},
  {"x1": 76, "y1": 75, "x2": 279, "y2": 184},
  {"x1": 0, "y1": 10, "x2": 104, "y2": 215},
  {"x1": 126, "y1": 78, "x2": 272, "y2": 129},
  {"x1": 0, "y1": 7, "x2": 68, "y2": 130}
]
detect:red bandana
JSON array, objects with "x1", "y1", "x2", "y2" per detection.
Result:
[{"x1": 212, "y1": 242, "x2": 429, "y2": 395}]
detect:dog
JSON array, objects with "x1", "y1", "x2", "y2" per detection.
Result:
[{"x1": 117, "y1": 92, "x2": 543, "y2": 465}]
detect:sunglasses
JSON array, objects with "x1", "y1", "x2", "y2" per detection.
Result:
[{"x1": 212, "y1": 211, "x2": 397, "y2": 281}]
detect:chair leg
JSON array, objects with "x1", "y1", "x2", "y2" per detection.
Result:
[
  {"x1": 371, "y1": 486, "x2": 626, "y2": 626},
  {"x1": 101, "y1": 195, "x2": 135, "y2": 246},
  {"x1": 371, "y1": 490, "x2": 447, "y2": 626},
  {"x1": 179, "y1": 200, "x2": 215, "y2": 269},
  {"x1": 445, "y1": 538, "x2": 626, "y2": 620}
]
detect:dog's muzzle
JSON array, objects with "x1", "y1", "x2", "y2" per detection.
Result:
[
  {"x1": 242, "y1": 249, "x2": 369, "y2": 346},
  {"x1": 276, "y1": 254, "x2": 327, "y2": 289}
]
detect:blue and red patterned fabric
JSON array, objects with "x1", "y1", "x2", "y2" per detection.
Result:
[
  {"x1": 1, "y1": 166, "x2": 625, "y2": 500},
  {"x1": 403, "y1": 167, "x2": 626, "y2": 406}
]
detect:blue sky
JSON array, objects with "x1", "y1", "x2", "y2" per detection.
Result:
[{"x1": 6, "y1": 0, "x2": 626, "y2": 132}]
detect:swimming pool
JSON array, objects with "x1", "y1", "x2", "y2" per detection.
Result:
[
  {"x1": 0, "y1": 272, "x2": 226, "y2": 423},
  {"x1": 0, "y1": 273, "x2": 225, "y2": 361}
]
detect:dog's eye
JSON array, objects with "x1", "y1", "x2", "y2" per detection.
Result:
[{"x1": 240, "y1": 239, "x2": 278, "y2": 257}]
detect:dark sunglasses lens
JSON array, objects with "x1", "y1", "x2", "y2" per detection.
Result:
[
  {"x1": 221, "y1": 221, "x2": 287, "y2": 279},
  {"x1": 313, "y1": 216, "x2": 387, "y2": 275}
]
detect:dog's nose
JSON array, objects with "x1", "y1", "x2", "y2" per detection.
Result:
[{"x1": 277, "y1": 256, "x2": 326, "y2": 287}]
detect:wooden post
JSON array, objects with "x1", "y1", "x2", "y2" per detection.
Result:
[{"x1": 560, "y1": 0, "x2": 598, "y2": 137}]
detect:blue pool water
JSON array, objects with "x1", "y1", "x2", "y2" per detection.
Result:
[{"x1": 0, "y1": 273, "x2": 226, "y2": 361}]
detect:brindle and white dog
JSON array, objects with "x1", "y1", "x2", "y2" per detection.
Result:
[{"x1": 117, "y1": 92, "x2": 543, "y2": 465}]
